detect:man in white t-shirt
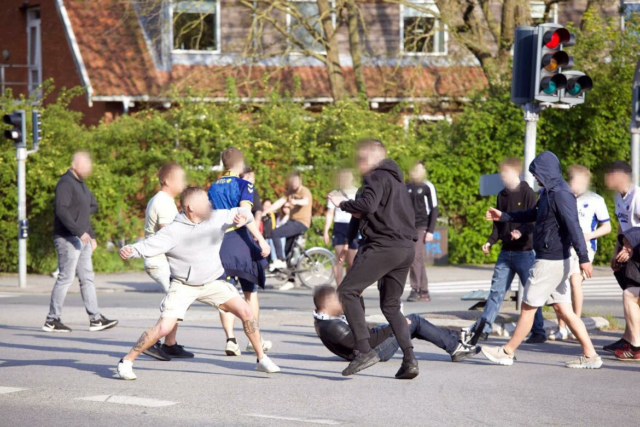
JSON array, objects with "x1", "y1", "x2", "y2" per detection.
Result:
[
  {"x1": 324, "y1": 169, "x2": 359, "y2": 285},
  {"x1": 141, "y1": 162, "x2": 190, "y2": 361},
  {"x1": 604, "y1": 160, "x2": 640, "y2": 353},
  {"x1": 550, "y1": 165, "x2": 611, "y2": 341}
]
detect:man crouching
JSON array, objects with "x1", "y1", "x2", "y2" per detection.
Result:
[{"x1": 116, "y1": 187, "x2": 280, "y2": 379}]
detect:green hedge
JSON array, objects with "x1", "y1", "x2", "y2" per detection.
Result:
[{"x1": 0, "y1": 12, "x2": 636, "y2": 272}]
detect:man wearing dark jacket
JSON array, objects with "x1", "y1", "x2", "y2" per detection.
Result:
[
  {"x1": 327, "y1": 139, "x2": 419, "y2": 379},
  {"x1": 475, "y1": 157, "x2": 546, "y2": 343},
  {"x1": 312, "y1": 286, "x2": 479, "y2": 363},
  {"x1": 481, "y1": 151, "x2": 602, "y2": 369},
  {"x1": 43, "y1": 152, "x2": 118, "y2": 333},
  {"x1": 612, "y1": 229, "x2": 640, "y2": 361},
  {"x1": 406, "y1": 161, "x2": 438, "y2": 302}
]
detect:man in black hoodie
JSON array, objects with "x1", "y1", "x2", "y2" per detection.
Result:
[
  {"x1": 327, "y1": 139, "x2": 419, "y2": 379},
  {"x1": 481, "y1": 152, "x2": 602, "y2": 369}
]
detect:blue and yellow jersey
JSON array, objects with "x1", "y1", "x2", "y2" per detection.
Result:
[{"x1": 208, "y1": 172, "x2": 254, "y2": 210}]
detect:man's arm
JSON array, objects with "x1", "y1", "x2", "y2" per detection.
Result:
[
  {"x1": 323, "y1": 207, "x2": 335, "y2": 245},
  {"x1": 425, "y1": 182, "x2": 439, "y2": 234},
  {"x1": 500, "y1": 207, "x2": 538, "y2": 224},
  {"x1": 340, "y1": 175, "x2": 385, "y2": 215},
  {"x1": 122, "y1": 226, "x2": 178, "y2": 259},
  {"x1": 55, "y1": 181, "x2": 86, "y2": 237},
  {"x1": 262, "y1": 197, "x2": 287, "y2": 215},
  {"x1": 244, "y1": 215, "x2": 271, "y2": 258},
  {"x1": 555, "y1": 191, "x2": 589, "y2": 264},
  {"x1": 89, "y1": 191, "x2": 98, "y2": 214}
]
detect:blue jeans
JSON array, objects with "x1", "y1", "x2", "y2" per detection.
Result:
[
  {"x1": 479, "y1": 250, "x2": 545, "y2": 335},
  {"x1": 372, "y1": 313, "x2": 459, "y2": 361},
  {"x1": 267, "y1": 238, "x2": 285, "y2": 263}
]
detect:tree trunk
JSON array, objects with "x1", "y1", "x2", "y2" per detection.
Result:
[
  {"x1": 346, "y1": 0, "x2": 367, "y2": 96},
  {"x1": 317, "y1": 0, "x2": 346, "y2": 101}
]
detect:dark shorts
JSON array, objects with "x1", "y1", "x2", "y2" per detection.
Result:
[
  {"x1": 332, "y1": 222, "x2": 359, "y2": 250},
  {"x1": 220, "y1": 228, "x2": 267, "y2": 291}
]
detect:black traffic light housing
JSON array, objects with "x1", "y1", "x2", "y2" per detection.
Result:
[
  {"x1": 3, "y1": 110, "x2": 26, "y2": 147},
  {"x1": 32, "y1": 110, "x2": 42, "y2": 150}
]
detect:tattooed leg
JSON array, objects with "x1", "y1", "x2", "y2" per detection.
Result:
[
  {"x1": 220, "y1": 297, "x2": 264, "y2": 359},
  {"x1": 124, "y1": 317, "x2": 177, "y2": 362}
]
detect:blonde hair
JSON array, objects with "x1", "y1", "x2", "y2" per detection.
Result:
[
  {"x1": 499, "y1": 157, "x2": 523, "y2": 174},
  {"x1": 568, "y1": 164, "x2": 591, "y2": 181}
]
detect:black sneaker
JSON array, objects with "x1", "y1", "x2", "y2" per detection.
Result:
[
  {"x1": 89, "y1": 315, "x2": 118, "y2": 332},
  {"x1": 395, "y1": 358, "x2": 419, "y2": 380},
  {"x1": 406, "y1": 290, "x2": 420, "y2": 302},
  {"x1": 42, "y1": 319, "x2": 72, "y2": 333},
  {"x1": 143, "y1": 341, "x2": 171, "y2": 361},
  {"x1": 450, "y1": 342, "x2": 481, "y2": 362},
  {"x1": 161, "y1": 343, "x2": 195, "y2": 358},
  {"x1": 525, "y1": 332, "x2": 547, "y2": 344},
  {"x1": 603, "y1": 338, "x2": 627, "y2": 354},
  {"x1": 342, "y1": 350, "x2": 380, "y2": 376}
]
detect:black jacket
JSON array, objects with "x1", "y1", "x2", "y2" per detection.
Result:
[
  {"x1": 341, "y1": 159, "x2": 417, "y2": 247},
  {"x1": 53, "y1": 170, "x2": 98, "y2": 238},
  {"x1": 487, "y1": 182, "x2": 535, "y2": 251},
  {"x1": 614, "y1": 229, "x2": 640, "y2": 289},
  {"x1": 500, "y1": 151, "x2": 589, "y2": 264},
  {"x1": 314, "y1": 317, "x2": 393, "y2": 360},
  {"x1": 406, "y1": 181, "x2": 438, "y2": 232}
]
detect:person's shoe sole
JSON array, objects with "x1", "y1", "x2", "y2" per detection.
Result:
[
  {"x1": 451, "y1": 346, "x2": 482, "y2": 363},
  {"x1": 395, "y1": 366, "x2": 419, "y2": 380},
  {"x1": 42, "y1": 325, "x2": 71, "y2": 333},
  {"x1": 342, "y1": 353, "x2": 380, "y2": 376},
  {"x1": 565, "y1": 360, "x2": 603, "y2": 369},
  {"x1": 481, "y1": 347, "x2": 514, "y2": 366},
  {"x1": 614, "y1": 356, "x2": 640, "y2": 362},
  {"x1": 117, "y1": 373, "x2": 137, "y2": 380},
  {"x1": 164, "y1": 352, "x2": 194, "y2": 359},
  {"x1": 256, "y1": 365, "x2": 281, "y2": 374},
  {"x1": 142, "y1": 349, "x2": 171, "y2": 361},
  {"x1": 89, "y1": 320, "x2": 118, "y2": 332}
]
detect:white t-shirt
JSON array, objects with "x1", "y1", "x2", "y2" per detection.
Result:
[
  {"x1": 576, "y1": 191, "x2": 610, "y2": 252},
  {"x1": 615, "y1": 186, "x2": 640, "y2": 232},
  {"x1": 327, "y1": 187, "x2": 358, "y2": 224},
  {"x1": 144, "y1": 191, "x2": 178, "y2": 265}
]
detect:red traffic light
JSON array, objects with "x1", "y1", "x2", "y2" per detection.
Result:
[{"x1": 543, "y1": 28, "x2": 575, "y2": 49}]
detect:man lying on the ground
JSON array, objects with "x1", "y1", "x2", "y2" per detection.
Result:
[{"x1": 312, "y1": 286, "x2": 480, "y2": 363}]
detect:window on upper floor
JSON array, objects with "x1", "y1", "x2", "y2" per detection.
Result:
[
  {"x1": 27, "y1": 8, "x2": 42, "y2": 98},
  {"x1": 172, "y1": 0, "x2": 220, "y2": 52},
  {"x1": 401, "y1": 1, "x2": 447, "y2": 56},
  {"x1": 287, "y1": 1, "x2": 335, "y2": 54}
]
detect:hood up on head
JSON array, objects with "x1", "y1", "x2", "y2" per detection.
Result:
[
  {"x1": 621, "y1": 227, "x2": 640, "y2": 249},
  {"x1": 373, "y1": 159, "x2": 404, "y2": 183},
  {"x1": 529, "y1": 151, "x2": 563, "y2": 189}
]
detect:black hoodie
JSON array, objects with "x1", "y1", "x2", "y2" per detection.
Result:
[
  {"x1": 615, "y1": 228, "x2": 640, "y2": 289},
  {"x1": 500, "y1": 151, "x2": 589, "y2": 264},
  {"x1": 487, "y1": 181, "x2": 536, "y2": 251},
  {"x1": 340, "y1": 159, "x2": 417, "y2": 247}
]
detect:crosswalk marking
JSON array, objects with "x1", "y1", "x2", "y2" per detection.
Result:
[
  {"x1": 76, "y1": 395, "x2": 177, "y2": 407},
  {"x1": 0, "y1": 387, "x2": 27, "y2": 394},
  {"x1": 245, "y1": 414, "x2": 342, "y2": 425},
  {"x1": 0, "y1": 294, "x2": 20, "y2": 298}
]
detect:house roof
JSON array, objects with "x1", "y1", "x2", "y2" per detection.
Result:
[{"x1": 61, "y1": 0, "x2": 487, "y2": 103}]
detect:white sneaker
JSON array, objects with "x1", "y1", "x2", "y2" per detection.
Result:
[
  {"x1": 225, "y1": 339, "x2": 241, "y2": 356},
  {"x1": 481, "y1": 346, "x2": 515, "y2": 366},
  {"x1": 549, "y1": 328, "x2": 569, "y2": 341},
  {"x1": 269, "y1": 259, "x2": 287, "y2": 271},
  {"x1": 247, "y1": 339, "x2": 273, "y2": 353},
  {"x1": 116, "y1": 359, "x2": 137, "y2": 380},
  {"x1": 257, "y1": 355, "x2": 281, "y2": 373},
  {"x1": 279, "y1": 282, "x2": 295, "y2": 291}
]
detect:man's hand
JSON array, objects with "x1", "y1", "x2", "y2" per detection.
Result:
[
  {"x1": 79, "y1": 232, "x2": 91, "y2": 245},
  {"x1": 119, "y1": 246, "x2": 135, "y2": 260},
  {"x1": 425, "y1": 232, "x2": 434, "y2": 243},
  {"x1": 323, "y1": 232, "x2": 331, "y2": 246},
  {"x1": 337, "y1": 244, "x2": 348, "y2": 263},
  {"x1": 486, "y1": 207, "x2": 502, "y2": 222},
  {"x1": 580, "y1": 262, "x2": 593, "y2": 279},
  {"x1": 482, "y1": 242, "x2": 491, "y2": 255},
  {"x1": 510, "y1": 230, "x2": 522, "y2": 241},
  {"x1": 616, "y1": 247, "x2": 632, "y2": 263},
  {"x1": 327, "y1": 192, "x2": 347, "y2": 208},
  {"x1": 352, "y1": 213, "x2": 361, "y2": 219},
  {"x1": 90, "y1": 239, "x2": 97, "y2": 252},
  {"x1": 258, "y1": 240, "x2": 271, "y2": 258},
  {"x1": 233, "y1": 211, "x2": 248, "y2": 227}
]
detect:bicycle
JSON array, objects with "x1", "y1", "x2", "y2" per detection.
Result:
[{"x1": 266, "y1": 235, "x2": 336, "y2": 288}]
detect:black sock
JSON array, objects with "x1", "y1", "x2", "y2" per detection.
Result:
[
  {"x1": 227, "y1": 338, "x2": 237, "y2": 344},
  {"x1": 356, "y1": 339, "x2": 371, "y2": 354},
  {"x1": 402, "y1": 347, "x2": 415, "y2": 362}
]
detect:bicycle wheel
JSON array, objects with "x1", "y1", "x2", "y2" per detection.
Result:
[{"x1": 296, "y1": 247, "x2": 336, "y2": 288}]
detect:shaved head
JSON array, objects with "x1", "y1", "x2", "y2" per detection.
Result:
[{"x1": 71, "y1": 151, "x2": 92, "y2": 180}]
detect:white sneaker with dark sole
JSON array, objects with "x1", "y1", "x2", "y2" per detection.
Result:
[
  {"x1": 481, "y1": 346, "x2": 515, "y2": 366},
  {"x1": 225, "y1": 340, "x2": 241, "y2": 356},
  {"x1": 257, "y1": 355, "x2": 280, "y2": 373},
  {"x1": 116, "y1": 359, "x2": 137, "y2": 380}
]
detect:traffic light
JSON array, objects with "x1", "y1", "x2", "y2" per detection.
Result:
[
  {"x1": 32, "y1": 110, "x2": 42, "y2": 150},
  {"x1": 3, "y1": 110, "x2": 26, "y2": 146},
  {"x1": 533, "y1": 24, "x2": 574, "y2": 102},
  {"x1": 561, "y1": 71, "x2": 593, "y2": 105}
]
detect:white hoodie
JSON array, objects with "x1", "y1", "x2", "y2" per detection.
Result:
[{"x1": 130, "y1": 208, "x2": 251, "y2": 286}]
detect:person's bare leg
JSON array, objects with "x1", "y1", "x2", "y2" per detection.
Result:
[
  {"x1": 334, "y1": 245, "x2": 345, "y2": 286},
  {"x1": 623, "y1": 288, "x2": 640, "y2": 346},
  {"x1": 164, "y1": 324, "x2": 179, "y2": 346},
  {"x1": 244, "y1": 291, "x2": 260, "y2": 322},
  {"x1": 558, "y1": 274, "x2": 583, "y2": 330},
  {"x1": 219, "y1": 310, "x2": 236, "y2": 340},
  {"x1": 124, "y1": 317, "x2": 178, "y2": 362},
  {"x1": 503, "y1": 304, "x2": 538, "y2": 354},
  {"x1": 346, "y1": 249, "x2": 357, "y2": 273},
  {"x1": 220, "y1": 297, "x2": 265, "y2": 360},
  {"x1": 554, "y1": 303, "x2": 597, "y2": 357}
]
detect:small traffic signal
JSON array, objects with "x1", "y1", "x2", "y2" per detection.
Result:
[
  {"x1": 32, "y1": 110, "x2": 42, "y2": 149},
  {"x1": 533, "y1": 24, "x2": 575, "y2": 102},
  {"x1": 561, "y1": 71, "x2": 594, "y2": 105},
  {"x1": 3, "y1": 111, "x2": 26, "y2": 146}
]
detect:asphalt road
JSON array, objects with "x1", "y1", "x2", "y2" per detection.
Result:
[{"x1": 0, "y1": 287, "x2": 637, "y2": 427}]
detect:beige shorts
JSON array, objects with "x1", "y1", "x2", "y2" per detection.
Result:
[
  {"x1": 523, "y1": 258, "x2": 572, "y2": 306},
  {"x1": 160, "y1": 279, "x2": 240, "y2": 320},
  {"x1": 569, "y1": 248, "x2": 596, "y2": 277}
]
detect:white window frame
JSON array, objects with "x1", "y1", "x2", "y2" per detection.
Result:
[
  {"x1": 400, "y1": 0, "x2": 448, "y2": 57},
  {"x1": 27, "y1": 8, "x2": 42, "y2": 98},
  {"x1": 403, "y1": 114, "x2": 451, "y2": 132},
  {"x1": 170, "y1": 0, "x2": 221, "y2": 55},
  {"x1": 285, "y1": 0, "x2": 336, "y2": 55}
]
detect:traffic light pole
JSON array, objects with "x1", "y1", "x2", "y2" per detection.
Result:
[
  {"x1": 17, "y1": 146, "x2": 27, "y2": 289},
  {"x1": 522, "y1": 103, "x2": 541, "y2": 188}
]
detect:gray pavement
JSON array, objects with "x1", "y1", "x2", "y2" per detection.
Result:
[{"x1": 0, "y1": 268, "x2": 638, "y2": 426}]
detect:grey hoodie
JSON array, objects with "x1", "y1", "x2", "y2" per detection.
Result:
[{"x1": 129, "y1": 208, "x2": 252, "y2": 286}]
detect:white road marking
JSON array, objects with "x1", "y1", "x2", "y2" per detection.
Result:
[
  {"x1": 245, "y1": 414, "x2": 342, "y2": 425},
  {"x1": 76, "y1": 395, "x2": 177, "y2": 407},
  {"x1": 0, "y1": 294, "x2": 20, "y2": 298},
  {"x1": 0, "y1": 387, "x2": 27, "y2": 394}
]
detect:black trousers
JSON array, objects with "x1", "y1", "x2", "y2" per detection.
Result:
[{"x1": 338, "y1": 243, "x2": 415, "y2": 355}]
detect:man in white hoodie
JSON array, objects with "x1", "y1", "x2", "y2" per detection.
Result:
[{"x1": 116, "y1": 187, "x2": 280, "y2": 379}]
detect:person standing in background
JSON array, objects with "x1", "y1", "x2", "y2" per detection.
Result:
[
  {"x1": 43, "y1": 151, "x2": 118, "y2": 333},
  {"x1": 140, "y1": 162, "x2": 194, "y2": 361},
  {"x1": 324, "y1": 169, "x2": 359, "y2": 286},
  {"x1": 406, "y1": 161, "x2": 438, "y2": 302}
]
